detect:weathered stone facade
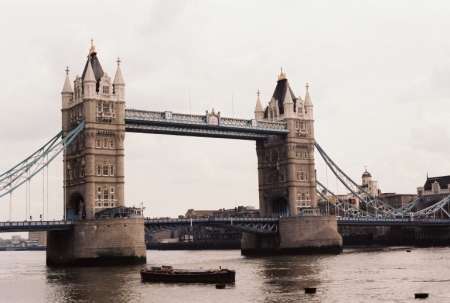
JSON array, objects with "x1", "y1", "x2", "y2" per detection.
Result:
[
  {"x1": 61, "y1": 42, "x2": 126, "y2": 220},
  {"x1": 254, "y1": 71, "x2": 316, "y2": 217},
  {"x1": 47, "y1": 218, "x2": 146, "y2": 266}
]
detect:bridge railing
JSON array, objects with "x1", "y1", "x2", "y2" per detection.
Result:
[
  {"x1": 125, "y1": 109, "x2": 289, "y2": 133},
  {"x1": 0, "y1": 220, "x2": 74, "y2": 228},
  {"x1": 337, "y1": 217, "x2": 450, "y2": 223},
  {"x1": 145, "y1": 217, "x2": 279, "y2": 224}
]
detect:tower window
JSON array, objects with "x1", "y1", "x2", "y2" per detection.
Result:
[
  {"x1": 103, "y1": 140, "x2": 108, "y2": 148},
  {"x1": 110, "y1": 187, "x2": 114, "y2": 193},
  {"x1": 109, "y1": 166, "x2": 115, "y2": 176},
  {"x1": 96, "y1": 166, "x2": 101, "y2": 176},
  {"x1": 110, "y1": 140, "x2": 114, "y2": 149},
  {"x1": 103, "y1": 190, "x2": 109, "y2": 200},
  {"x1": 103, "y1": 86, "x2": 109, "y2": 94},
  {"x1": 96, "y1": 140, "x2": 101, "y2": 148},
  {"x1": 97, "y1": 187, "x2": 101, "y2": 193},
  {"x1": 103, "y1": 103, "x2": 110, "y2": 113},
  {"x1": 97, "y1": 102, "x2": 102, "y2": 112},
  {"x1": 103, "y1": 166, "x2": 109, "y2": 176}
]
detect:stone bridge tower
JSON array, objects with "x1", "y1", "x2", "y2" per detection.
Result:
[
  {"x1": 254, "y1": 70, "x2": 317, "y2": 218},
  {"x1": 242, "y1": 70, "x2": 342, "y2": 255},
  {"x1": 61, "y1": 41, "x2": 126, "y2": 220}
]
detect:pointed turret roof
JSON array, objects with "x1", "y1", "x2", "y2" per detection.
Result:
[
  {"x1": 254, "y1": 90, "x2": 263, "y2": 113},
  {"x1": 82, "y1": 40, "x2": 104, "y2": 92},
  {"x1": 62, "y1": 67, "x2": 73, "y2": 93},
  {"x1": 84, "y1": 56, "x2": 96, "y2": 84},
  {"x1": 304, "y1": 83, "x2": 312, "y2": 106},
  {"x1": 113, "y1": 57, "x2": 125, "y2": 86},
  {"x1": 268, "y1": 70, "x2": 297, "y2": 116}
]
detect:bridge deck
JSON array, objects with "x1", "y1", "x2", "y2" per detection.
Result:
[
  {"x1": 0, "y1": 221, "x2": 74, "y2": 232},
  {"x1": 124, "y1": 109, "x2": 289, "y2": 140}
]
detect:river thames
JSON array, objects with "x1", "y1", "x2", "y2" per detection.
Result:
[{"x1": 0, "y1": 248, "x2": 449, "y2": 302}]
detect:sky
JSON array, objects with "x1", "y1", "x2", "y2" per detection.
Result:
[{"x1": 1, "y1": 0, "x2": 450, "y2": 227}]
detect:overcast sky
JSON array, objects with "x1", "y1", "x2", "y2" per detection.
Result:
[{"x1": 1, "y1": 0, "x2": 450, "y2": 224}]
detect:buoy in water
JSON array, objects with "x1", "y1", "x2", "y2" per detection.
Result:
[
  {"x1": 414, "y1": 293, "x2": 428, "y2": 299},
  {"x1": 305, "y1": 288, "x2": 316, "y2": 294},
  {"x1": 216, "y1": 284, "x2": 226, "y2": 289}
]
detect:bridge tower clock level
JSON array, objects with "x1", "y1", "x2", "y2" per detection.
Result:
[{"x1": 61, "y1": 42, "x2": 126, "y2": 220}]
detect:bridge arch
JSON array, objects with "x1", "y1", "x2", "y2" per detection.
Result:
[
  {"x1": 67, "y1": 192, "x2": 85, "y2": 220},
  {"x1": 271, "y1": 197, "x2": 289, "y2": 218}
]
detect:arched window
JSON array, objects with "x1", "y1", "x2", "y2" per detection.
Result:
[{"x1": 269, "y1": 109, "x2": 273, "y2": 120}]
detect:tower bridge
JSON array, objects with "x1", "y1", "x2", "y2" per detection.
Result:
[{"x1": 2, "y1": 42, "x2": 450, "y2": 265}]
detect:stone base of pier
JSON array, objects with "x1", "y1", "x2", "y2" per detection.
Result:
[
  {"x1": 46, "y1": 218, "x2": 146, "y2": 266},
  {"x1": 241, "y1": 216, "x2": 342, "y2": 255}
]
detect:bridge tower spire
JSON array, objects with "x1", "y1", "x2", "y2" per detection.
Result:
[{"x1": 61, "y1": 41, "x2": 126, "y2": 220}]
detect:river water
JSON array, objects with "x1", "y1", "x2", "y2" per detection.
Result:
[{"x1": 0, "y1": 248, "x2": 449, "y2": 303}]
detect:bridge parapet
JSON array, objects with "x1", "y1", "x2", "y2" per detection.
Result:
[
  {"x1": 124, "y1": 109, "x2": 289, "y2": 139},
  {"x1": 0, "y1": 220, "x2": 74, "y2": 232}
]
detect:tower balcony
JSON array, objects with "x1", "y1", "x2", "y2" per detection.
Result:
[
  {"x1": 296, "y1": 199, "x2": 311, "y2": 208},
  {"x1": 95, "y1": 199, "x2": 118, "y2": 208},
  {"x1": 97, "y1": 111, "x2": 116, "y2": 122}
]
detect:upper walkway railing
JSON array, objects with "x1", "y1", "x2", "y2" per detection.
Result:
[
  {"x1": 0, "y1": 220, "x2": 74, "y2": 232},
  {"x1": 337, "y1": 216, "x2": 450, "y2": 226},
  {"x1": 124, "y1": 109, "x2": 289, "y2": 140}
]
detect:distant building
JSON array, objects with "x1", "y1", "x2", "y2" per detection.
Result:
[
  {"x1": 359, "y1": 168, "x2": 379, "y2": 198},
  {"x1": 381, "y1": 193, "x2": 417, "y2": 209},
  {"x1": 28, "y1": 231, "x2": 47, "y2": 246},
  {"x1": 417, "y1": 175, "x2": 450, "y2": 213}
]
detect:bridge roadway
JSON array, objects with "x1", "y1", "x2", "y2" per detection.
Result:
[
  {"x1": 124, "y1": 109, "x2": 290, "y2": 140},
  {"x1": 1, "y1": 217, "x2": 450, "y2": 233}
]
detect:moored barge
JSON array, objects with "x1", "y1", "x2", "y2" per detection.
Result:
[{"x1": 140, "y1": 266, "x2": 235, "y2": 283}]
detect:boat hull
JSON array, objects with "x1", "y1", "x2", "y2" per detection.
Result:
[{"x1": 140, "y1": 269, "x2": 235, "y2": 283}]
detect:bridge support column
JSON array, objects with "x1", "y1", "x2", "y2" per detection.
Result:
[
  {"x1": 46, "y1": 218, "x2": 146, "y2": 266},
  {"x1": 241, "y1": 216, "x2": 342, "y2": 255}
]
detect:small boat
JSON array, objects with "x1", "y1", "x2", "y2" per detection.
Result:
[{"x1": 140, "y1": 265, "x2": 235, "y2": 283}]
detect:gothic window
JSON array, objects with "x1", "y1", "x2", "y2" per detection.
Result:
[
  {"x1": 103, "y1": 166, "x2": 109, "y2": 176},
  {"x1": 96, "y1": 140, "x2": 101, "y2": 148},
  {"x1": 269, "y1": 109, "x2": 273, "y2": 120},
  {"x1": 97, "y1": 166, "x2": 101, "y2": 176},
  {"x1": 301, "y1": 192, "x2": 306, "y2": 200},
  {"x1": 296, "y1": 151, "x2": 300, "y2": 158},
  {"x1": 274, "y1": 109, "x2": 277, "y2": 118},
  {"x1": 103, "y1": 103, "x2": 110, "y2": 113},
  {"x1": 97, "y1": 187, "x2": 101, "y2": 193},
  {"x1": 280, "y1": 168, "x2": 285, "y2": 182},
  {"x1": 110, "y1": 139, "x2": 114, "y2": 149},
  {"x1": 304, "y1": 151, "x2": 307, "y2": 158},
  {"x1": 298, "y1": 106, "x2": 303, "y2": 114},
  {"x1": 103, "y1": 86, "x2": 109, "y2": 94},
  {"x1": 110, "y1": 187, "x2": 114, "y2": 193},
  {"x1": 97, "y1": 102, "x2": 102, "y2": 112},
  {"x1": 103, "y1": 140, "x2": 108, "y2": 148},
  {"x1": 109, "y1": 165, "x2": 115, "y2": 176},
  {"x1": 103, "y1": 190, "x2": 109, "y2": 200}
]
